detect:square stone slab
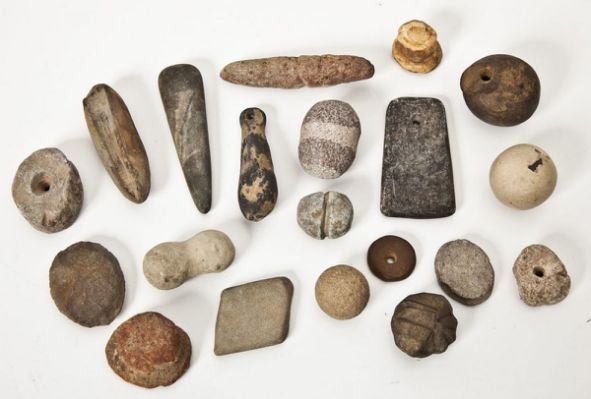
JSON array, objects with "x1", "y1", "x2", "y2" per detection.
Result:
[{"x1": 214, "y1": 277, "x2": 294, "y2": 356}]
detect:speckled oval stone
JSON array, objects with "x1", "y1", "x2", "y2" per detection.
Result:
[
  {"x1": 435, "y1": 239, "x2": 495, "y2": 306},
  {"x1": 298, "y1": 100, "x2": 360, "y2": 179},
  {"x1": 12, "y1": 148, "x2": 83, "y2": 233},
  {"x1": 460, "y1": 54, "x2": 540, "y2": 126},
  {"x1": 106, "y1": 312, "x2": 191, "y2": 388},
  {"x1": 50, "y1": 242, "x2": 124, "y2": 327},
  {"x1": 513, "y1": 244, "x2": 570, "y2": 306},
  {"x1": 315, "y1": 265, "x2": 369, "y2": 320},
  {"x1": 297, "y1": 191, "x2": 353, "y2": 240}
]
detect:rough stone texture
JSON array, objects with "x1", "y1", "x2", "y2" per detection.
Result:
[
  {"x1": 380, "y1": 97, "x2": 455, "y2": 218},
  {"x1": 106, "y1": 312, "x2": 191, "y2": 388},
  {"x1": 297, "y1": 191, "x2": 353, "y2": 240},
  {"x1": 214, "y1": 277, "x2": 293, "y2": 356},
  {"x1": 159, "y1": 64, "x2": 212, "y2": 213},
  {"x1": 513, "y1": 244, "x2": 570, "y2": 306},
  {"x1": 12, "y1": 148, "x2": 83, "y2": 233},
  {"x1": 220, "y1": 55, "x2": 374, "y2": 88},
  {"x1": 50, "y1": 242, "x2": 124, "y2": 327},
  {"x1": 143, "y1": 230, "x2": 235, "y2": 290},
  {"x1": 392, "y1": 20, "x2": 442, "y2": 73},
  {"x1": 367, "y1": 235, "x2": 416, "y2": 282},
  {"x1": 391, "y1": 293, "x2": 457, "y2": 358},
  {"x1": 238, "y1": 108, "x2": 278, "y2": 221},
  {"x1": 435, "y1": 239, "x2": 495, "y2": 306},
  {"x1": 460, "y1": 54, "x2": 540, "y2": 126},
  {"x1": 490, "y1": 144, "x2": 557, "y2": 210},
  {"x1": 83, "y1": 83, "x2": 151, "y2": 203},
  {"x1": 315, "y1": 265, "x2": 370, "y2": 320},
  {"x1": 298, "y1": 100, "x2": 361, "y2": 179}
]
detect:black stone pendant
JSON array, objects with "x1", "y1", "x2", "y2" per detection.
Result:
[
  {"x1": 380, "y1": 97, "x2": 455, "y2": 218},
  {"x1": 238, "y1": 108, "x2": 278, "y2": 221}
]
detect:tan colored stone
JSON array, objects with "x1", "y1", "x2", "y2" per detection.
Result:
[
  {"x1": 315, "y1": 265, "x2": 369, "y2": 320},
  {"x1": 392, "y1": 20, "x2": 442, "y2": 73}
]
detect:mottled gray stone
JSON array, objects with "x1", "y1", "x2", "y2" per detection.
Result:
[
  {"x1": 238, "y1": 108, "x2": 278, "y2": 221},
  {"x1": 435, "y1": 239, "x2": 495, "y2": 306},
  {"x1": 214, "y1": 277, "x2": 293, "y2": 356},
  {"x1": 143, "y1": 230, "x2": 235, "y2": 290},
  {"x1": 513, "y1": 244, "x2": 570, "y2": 306},
  {"x1": 297, "y1": 191, "x2": 353, "y2": 239},
  {"x1": 12, "y1": 148, "x2": 83, "y2": 233},
  {"x1": 83, "y1": 84, "x2": 151, "y2": 203},
  {"x1": 380, "y1": 97, "x2": 455, "y2": 218},
  {"x1": 299, "y1": 100, "x2": 360, "y2": 179},
  {"x1": 159, "y1": 64, "x2": 212, "y2": 213},
  {"x1": 391, "y1": 293, "x2": 457, "y2": 358}
]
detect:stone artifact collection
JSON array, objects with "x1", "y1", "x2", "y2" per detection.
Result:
[{"x1": 10, "y1": 16, "x2": 571, "y2": 388}]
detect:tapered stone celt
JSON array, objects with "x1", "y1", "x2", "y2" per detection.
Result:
[
  {"x1": 83, "y1": 84, "x2": 151, "y2": 203},
  {"x1": 159, "y1": 64, "x2": 212, "y2": 213},
  {"x1": 380, "y1": 97, "x2": 455, "y2": 218},
  {"x1": 238, "y1": 108, "x2": 278, "y2": 221}
]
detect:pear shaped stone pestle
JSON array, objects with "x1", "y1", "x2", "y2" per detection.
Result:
[
  {"x1": 159, "y1": 64, "x2": 212, "y2": 213},
  {"x1": 143, "y1": 230, "x2": 235, "y2": 290},
  {"x1": 238, "y1": 108, "x2": 278, "y2": 221},
  {"x1": 83, "y1": 84, "x2": 151, "y2": 203}
]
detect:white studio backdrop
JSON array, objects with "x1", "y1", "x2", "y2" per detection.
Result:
[{"x1": 0, "y1": 0, "x2": 590, "y2": 398}]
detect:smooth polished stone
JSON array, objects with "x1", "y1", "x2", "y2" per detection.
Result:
[{"x1": 367, "y1": 235, "x2": 416, "y2": 282}]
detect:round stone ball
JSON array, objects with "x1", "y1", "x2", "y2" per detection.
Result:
[
  {"x1": 490, "y1": 144, "x2": 557, "y2": 210},
  {"x1": 460, "y1": 54, "x2": 540, "y2": 126},
  {"x1": 315, "y1": 265, "x2": 370, "y2": 320}
]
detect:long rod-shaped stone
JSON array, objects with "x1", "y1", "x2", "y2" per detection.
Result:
[
  {"x1": 220, "y1": 55, "x2": 374, "y2": 88},
  {"x1": 238, "y1": 108, "x2": 278, "y2": 221},
  {"x1": 158, "y1": 64, "x2": 212, "y2": 213},
  {"x1": 83, "y1": 84, "x2": 151, "y2": 203}
]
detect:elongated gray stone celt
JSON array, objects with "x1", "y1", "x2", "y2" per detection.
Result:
[
  {"x1": 380, "y1": 97, "x2": 455, "y2": 218},
  {"x1": 159, "y1": 64, "x2": 212, "y2": 213}
]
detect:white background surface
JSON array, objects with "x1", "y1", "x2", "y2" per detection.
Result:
[{"x1": 1, "y1": 0, "x2": 590, "y2": 397}]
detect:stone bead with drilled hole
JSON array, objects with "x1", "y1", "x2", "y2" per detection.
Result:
[
  {"x1": 299, "y1": 100, "x2": 360, "y2": 179},
  {"x1": 460, "y1": 54, "x2": 540, "y2": 126},
  {"x1": 490, "y1": 144, "x2": 557, "y2": 210},
  {"x1": 12, "y1": 148, "x2": 83, "y2": 233},
  {"x1": 435, "y1": 239, "x2": 495, "y2": 306},
  {"x1": 315, "y1": 265, "x2": 370, "y2": 320},
  {"x1": 367, "y1": 235, "x2": 416, "y2": 282},
  {"x1": 513, "y1": 244, "x2": 570, "y2": 306}
]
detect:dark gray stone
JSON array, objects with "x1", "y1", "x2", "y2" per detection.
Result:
[
  {"x1": 380, "y1": 97, "x2": 455, "y2": 218},
  {"x1": 159, "y1": 64, "x2": 212, "y2": 213},
  {"x1": 391, "y1": 292, "x2": 457, "y2": 358},
  {"x1": 238, "y1": 108, "x2": 278, "y2": 221}
]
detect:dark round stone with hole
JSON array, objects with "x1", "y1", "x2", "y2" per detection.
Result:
[
  {"x1": 50, "y1": 242, "x2": 125, "y2": 327},
  {"x1": 12, "y1": 148, "x2": 83, "y2": 233},
  {"x1": 367, "y1": 235, "x2": 416, "y2": 281},
  {"x1": 460, "y1": 54, "x2": 540, "y2": 126}
]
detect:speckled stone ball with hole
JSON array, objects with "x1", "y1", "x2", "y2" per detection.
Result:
[
  {"x1": 367, "y1": 235, "x2": 416, "y2": 281},
  {"x1": 513, "y1": 244, "x2": 570, "y2": 306},
  {"x1": 460, "y1": 54, "x2": 540, "y2": 126},
  {"x1": 50, "y1": 242, "x2": 125, "y2": 327},
  {"x1": 12, "y1": 148, "x2": 83, "y2": 233},
  {"x1": 298, "y1": 100, "x2": 361, "y2": 179},
  {"x1": 490, "y1": 144, "x2": 557, "y2": 210},
  {"x1": 315, "y1": 265, "x2": 370, "y2": 320}
]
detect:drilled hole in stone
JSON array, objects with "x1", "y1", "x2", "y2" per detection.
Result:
[
  {"x1": 533, "y1": 267, "x2": 545, "y2": 278},
  {"x1": 386, "y1": 255, "x2": 397, "y2": 264},
  {"x1": 31, "y1": 173, "x2": 52, "y2": 195},
  {"x1": 481, "y1": 72, "x2": 491, "y2": 82},
  {"x1": 412, "y1": 120, "x2": 420, "y2": 126}
]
